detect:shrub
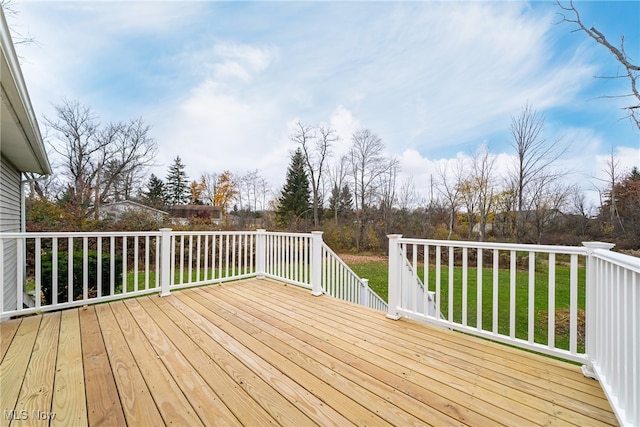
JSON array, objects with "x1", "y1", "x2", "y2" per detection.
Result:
[{"x1": 40, "y1": 251, "x2": 123, "y2": 305}]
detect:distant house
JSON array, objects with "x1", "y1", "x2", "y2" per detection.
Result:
[
  {"x1": 169, "y1": 205, "x2": 222, "y2": 225},
  {"x1": 1, "y1": 9, "x2": 53, "y2": 311},
  {"x1": 98, "y1": 200, "x2": 168, "y2": 222}
]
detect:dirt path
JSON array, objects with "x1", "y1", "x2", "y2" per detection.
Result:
[{"x1": 337, "y1": 253, "x2": 387, "y2": 264}]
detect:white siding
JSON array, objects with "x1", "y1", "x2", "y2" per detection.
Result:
[{"x1": 1, "y1": 155, "x2": 21, "y2": 311}]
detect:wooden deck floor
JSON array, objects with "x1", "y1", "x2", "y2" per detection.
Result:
[{"x1": 1, "y1": 278, "x2": 617, "y2": 426}]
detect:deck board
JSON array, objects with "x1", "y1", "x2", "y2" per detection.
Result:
[
  {"x1": 0, "y1": 317, "x2": 21, "y2": 363},
  {"x1": 239, "y1": 280, "x2": 615, "y2": 425},
  {"x1": 220, "y1": 281, "x2": 527, "y2": 426},
  {"x1": 0, "y1": 278, "x2": 618, "y2": 426},
  {"x1": 95, "y1": 303, "x2": 165, "y2": 427},
  {"x1": 238, "y1": 280, "x2": 616, "y2": 425},
  {"x1": 12, "y1": 312, "x2": 59, "y2": 427},
  {"x1": 177, "y1": 287, "x2": 390, "y2": 426},
  {"x1": 1, "y1": 315, "x2": 40, "y2": 422},
  {"x1": 109, "y1": 301, "x2": 204, "y2": 427},
  {"x1": 51, "y1": 309, "x2": 87, "y2": 427},
  {"x1": 125, "y1": 298, "x2": 241, "y2": 427},
  {"x1": 80, "y1": 305, "x2": 127, "y2": 427}
]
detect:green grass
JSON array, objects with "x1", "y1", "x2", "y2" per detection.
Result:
[
  {"x1": 346, "y1": 261, "x2": 390, "y2": 302},
  {"x1": 345, "y1": 258, "x2": 586, "y2": 353}
]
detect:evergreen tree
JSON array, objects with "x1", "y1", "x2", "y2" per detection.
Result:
[
  {"x1": 277, "y1": 148, "x2": 311, "y2": 227},
  {"x1": 328, "y1": 184, "x2": 353, "y2": 223},
  {"x1": 165, "y1": 156, "x2": 190, "y2": 206},
  {"x1": 328, "y1": 184, "x2": 340, "y2": 216},
  {"x1": 339, "y1": 184, "x2": 353, "y2": 214},
  {"x1": 142, "y1": 174, "x2": 166, "y2": 209}
]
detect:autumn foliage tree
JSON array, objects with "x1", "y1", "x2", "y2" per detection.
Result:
[
  {"x1": 213, "y1": 170, "x2": 238, "y2": 215},
  {"x1": 600, "y1": 166, "x2": 640, "y2": 247}
]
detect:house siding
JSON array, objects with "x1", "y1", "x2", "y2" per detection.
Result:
[{"x1": 0, "y1": 155, "x2": 21, "y2": 311}]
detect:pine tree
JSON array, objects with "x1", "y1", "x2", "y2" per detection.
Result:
[
  {"x1": 141, "y1": 174, "x2": 166, "y2": 209},
  {"x1": 277, "y1": 148, "x2": 311, "y2": 227},
  {"x1": 165, "y1": 156, "x2": 190, "y2": 206},
  {"x1": 328, "y1": 184, "x2": 340, "y2": 217},
  {"x1": 328, "y1": 184, "x2": 353, "y2": 223},
  {"x1": 339, "y1": 184, "x2": 353, "y2": 215}
]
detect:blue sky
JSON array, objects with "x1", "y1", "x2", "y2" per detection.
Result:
[{"x1": 10, "y1": 0, "x2": 640, "y2": 208}]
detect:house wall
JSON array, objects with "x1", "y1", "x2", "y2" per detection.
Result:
[{"x1": 0, "y1": 155, "x2": 21, "y2": 311}]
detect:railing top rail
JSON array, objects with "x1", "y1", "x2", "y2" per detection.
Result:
[
  {"x1": 320, "y1": 242, "x2": 365, "y2": 284},
  {"x1": 0, "y1": 231, "x2": 162, "y2": 238},
  {"x1": 264, "y1": 231, "x2": 314, "y2": 238},
  {"x1": 593, "y1": 248, "x2": 640, "y2": 273},
  {"x1": 396, "y1": 237, "x2": 588, "y2": 255},
  {"x1": 170, "y1": 230, "x2": 257, "y2": 237}
]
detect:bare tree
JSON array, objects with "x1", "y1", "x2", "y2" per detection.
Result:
[
  {"x1": 327, "y1": 155, "x2": 350, "y2": 224},
  {"x1": 528, "y1": 177, "x2": 572, "y2": 243},
  {"x1": 557, "y1": 1, "x2": 640, "y2": 129},
  {"x1": 435, "y1": 158, "x2": 464, "y2": 240},
  {"x1": 1, "y1": 0, "x2": 37, "y2": 50},
  {"x1": 378, "y1": 157, "x2": 401, "y2": 233},
  {"x1": 456, "y1": 159, "x2": 477, "y2": 239},
  {"x1": 238, "y1": 169, "x2": 271, "y2": 213},
  {"x1": 97, "y1": 117, "x2": 157, "y2": 203},
  {"x1": 397, "y1": 175, "x2": 418, "y2": 212},
  {"x1": 45, "y1": 99, "x2": 157, "y2": 216},
  {"x1": 348, "y1": 129, "x2": 388, "y2": 250},
  {"x1": 597, "y1": 149, "x2": 626, "y2": 232},
  {"x1": 508, "y1": 104, "x2": 567, "y2": 242},
  {"x1": 198, "y1": 172, "x2": 218, "y2": 206},
  {"x1": 292, "y1": 122, "x2": 334, "y2": 227},
  {"x1": 472, "y1": 144, "x2": 497, "y2": 241},
  {"x1": 46, "y1": 100, "x2": 102, "y2": 209}
]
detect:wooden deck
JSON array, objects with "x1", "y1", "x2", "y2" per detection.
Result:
[{"x1": 1, "y1": 278, "x2": 617, "y2": 426}]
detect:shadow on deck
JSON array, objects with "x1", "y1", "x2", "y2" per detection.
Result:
[{"x1": 1, "y1": 278, "x2": 617, "y2": 426}]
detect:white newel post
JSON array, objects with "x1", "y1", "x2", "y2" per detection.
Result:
[
  {"x1": 159, "y1": 228, "x2": 172, "y2": 297},
  {"x1": 16, "y1": 237, "x2": 23, "y2": 310},
  {"x1": 256, "y1": 229, "x2": 266, "y2": 279},
  {"x1": 311, "y1": 231, "x2": 323, "y2": 296},
  {"x1": 581, "y1": 241, "x2": 615, "y2": 379},
  {"x1": 387, "y1": 234, "x2": 402, "y2": 320},
  {"x1": 360, "y1": 278, "x2": 370, "y2": 307}
]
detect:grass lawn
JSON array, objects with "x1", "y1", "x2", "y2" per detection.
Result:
[{"x1": 341, "y1": 253, "x2": 586, "y2": 353}]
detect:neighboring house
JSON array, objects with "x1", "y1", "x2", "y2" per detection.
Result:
[
  {"x1": 98, "y1": 200, "x2": 168, "y2": 222},
  {"x1": 170, "y1": 205, "x2": 222, "y2": 225},
  {"x1": 1, "y1": 9, "x2": 52, "y2": 311}
]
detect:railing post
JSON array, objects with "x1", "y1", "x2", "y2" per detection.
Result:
[
  {"x1": 159, "y1": 228, "x2": 172, "y2": 297},
  {"x1": 311, "y1": 231, "x2": 323, "y2": 296},
  {"x1": 387, "y1": 234, "x2": 402, "y2": 320},
  {"x1": 360, "y1": 278, "x2": 370, "y2": 307},
  {"x1": 581, "y1": 241, "x2": 615, "y2": 379},
  {"x1": 256, "y1": 229, "x2": 266, "y2": 279}
]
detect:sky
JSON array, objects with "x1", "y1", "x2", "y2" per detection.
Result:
[{"x1": 7, "y1": 0, "x2": 640, "y2": 210}]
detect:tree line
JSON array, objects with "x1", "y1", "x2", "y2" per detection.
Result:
[{"x1": 26, "y1": 99, "x2": 639, "y2": 251}]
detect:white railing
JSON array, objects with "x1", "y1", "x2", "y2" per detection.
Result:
[
  {"x1": 321, "y1": 242, "x2": 388, "y2": 312},
  {"x1": 169, "y1": 231, "x2": 257, "y2": 290},
  {"x1": 262, "y1": 231, "x2": 313, "y2": 288},
  {"x1": 0, "y1": 229, "x2": 387, "y2": 319},
  {"x1": 0, "y1": 231, "x2": 163, "y2": 317},
  {"x1": 261, "y1": 230, "x2": 388, "y2": 311},
  {"x1": 583, "y1": 243, "x2": 639, "y2": 427},
  {"x1": 387, "y1": 235, "x2": 639, "y2": 427}
]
